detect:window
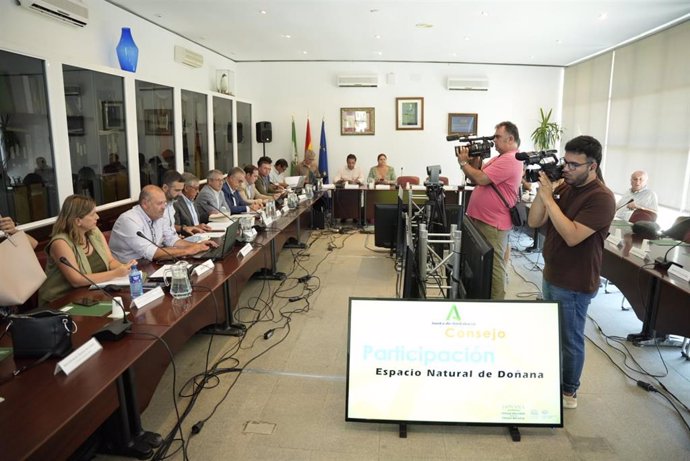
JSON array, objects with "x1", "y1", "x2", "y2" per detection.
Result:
[
  {"x1": 213, "y1": 96, "x2": 234, "y2": 174},
  {"x1": 181, "y1": 90, "x2": 208, "y2": 178},
  {"x1": 0, "y1": 50, "x2": 58, "y2": 224},
  {"x1": 63, "y1": 65, "x2": 128, "y2": 205},
  {"x1": 236, "y1": 101, "x2": 252, "y2": 168},
  {"x1": 136, "y1": 81, "x2": 175, "y2": 187}
]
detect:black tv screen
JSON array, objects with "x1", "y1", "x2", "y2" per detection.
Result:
[{"x1": 459, "y1": 216, "x2": 494, "y2": 299}]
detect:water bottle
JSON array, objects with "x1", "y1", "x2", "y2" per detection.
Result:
[{"x1": 129, "y1": 263, "x2": 144, "y2": 299}]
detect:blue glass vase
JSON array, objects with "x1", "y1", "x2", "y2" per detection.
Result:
[{"x1": 116, "y1": 27, "x2": 138, "y2": 72}]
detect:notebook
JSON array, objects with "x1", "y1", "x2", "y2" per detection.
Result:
[{"x1": 189, "y1": 220, "x2": 240, "y2": 261}]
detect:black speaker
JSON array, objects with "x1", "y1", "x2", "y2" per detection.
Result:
[{"x1": 256, "y1": 121, "x2": 272, "y2": 143}]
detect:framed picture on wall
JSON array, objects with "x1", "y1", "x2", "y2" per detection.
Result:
[
  {"x1": 101, "y1": 101, "x2": 124, "y2": 130},
  {"x1": 396, "y1": 97, "x2": 424, "y2": 130},
  {"x1": 448, "y1": 113, "x2": 478, "y2": 137},
  {"x1": 144, "y1": 109, "x2": 173, "y2": 136},
  {"x1": 340, "y1": 107, "x2": 375, "y2": 135}
]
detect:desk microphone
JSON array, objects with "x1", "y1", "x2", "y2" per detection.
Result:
[
  {"x1": 616, "y1": 198, "x2": 634, "y2": 211},
  {"x1": 205, "y1": 201, "x2": 233, "y2": 221},
  {"x1": 135, "y1": 231, "x2": 178, "y2": 262},
  {"x1": 655, "y1": 239, "x2": 685, "y2": 271},
  {"x1": 59, "y1": 257, "x2": 130, "y2": 341}
]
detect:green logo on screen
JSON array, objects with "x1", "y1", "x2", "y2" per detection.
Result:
[{"x1": 446, "y1": 304, "x2": 461, "y2": 322}]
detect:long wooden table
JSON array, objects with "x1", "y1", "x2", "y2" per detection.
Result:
[
  {"x1": 0, "y1": 196, "x2": 318, "y2": 460},
  {"x1": 602, "y1": 222, "x2": 690, "y2": 340}
]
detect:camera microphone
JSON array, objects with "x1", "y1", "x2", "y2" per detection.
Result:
[
  {"x1": 446, "y1": 134, "x2": 463, "y2": 142},
  {"x1": 515, "y1": 150, "x2": 558, "y2": 161},
  {"x1": 136, "y1": 231, "x2": 178, "y2": 262},
  {"x1": 58, "y1": 256, "x2": 131, "y2": 341}
]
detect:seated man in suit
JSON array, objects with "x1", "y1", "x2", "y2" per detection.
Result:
[
  {"x1": 174, "y1": 172, "x2": 213, "y2": 235},
  {"x1": 256, "y1": 156, "x2": 286, "y2": 196},
  {"x1": 615, "y1": 170, "x2": 658, "y2": 222},
  {"x1": 223, "y1": 167, "x2": 262, "y2": 214},
  {"x1": 110, "y1": 185, "x2": 215, "y2": 261},
  {"x1": 196, "y1": 169, "x2": 231, "y2": 221},
  {"x1": 240, "y1": 165, "x2": 280, "y2": 207}
]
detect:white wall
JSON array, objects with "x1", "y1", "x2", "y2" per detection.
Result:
[{"x1": 239, "y1": 62, "x2": 563, "y2": 184}]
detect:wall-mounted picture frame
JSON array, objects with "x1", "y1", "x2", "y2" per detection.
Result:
[
  {"x1": 101, "y1": 101, "x2": 124, "y2": 131},
  {"x1": 448, "y1": 113, "x2": 478, "y2": 137},
  {"x1": 340, "y1": 107, "x2": 375, "y2": 135},
  {"x1": 396, "y1": 97, "x2": 424, "y2": 130},
  {"x1": 144, "y1": 109, "x2": 173, "y2": 136}
]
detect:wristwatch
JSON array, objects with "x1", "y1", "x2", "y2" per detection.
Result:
[{"x1": 459, "y1": 160, "x2": 469, "y2": 168}]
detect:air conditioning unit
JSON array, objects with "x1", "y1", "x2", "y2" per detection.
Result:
[
  {"x1": 337, "y1": 75, "x2": 379, "y2": 88},
  {"x1": 447, "y1": 77, "x2": 489, "y2": 91},
  {"x1": 19, "y1": 0, "x2": 88, "y2": 27},
  {"x1": 174, "y1": 46, "x2": 204, "y2": 68}
]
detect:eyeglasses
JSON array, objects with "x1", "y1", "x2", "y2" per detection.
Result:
[{"x1": 563, "y1": 160, "x2": 592, "y2": 170}]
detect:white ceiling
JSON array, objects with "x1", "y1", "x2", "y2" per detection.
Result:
[{"x1": 108, "y1": 0, "x2": 690, "y2": 67}]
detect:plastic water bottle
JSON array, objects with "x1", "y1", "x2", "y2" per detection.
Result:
[{"x1": 129, "y1": 263, "x2": 143, "y2": 299}]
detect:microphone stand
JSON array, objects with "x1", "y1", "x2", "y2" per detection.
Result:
[
  {"x1": 135, "y1": 231, "x2": 178, "y2": 263},
  {"x1": 59, "y1": 257, "x2": 163, "y2": 457},
  {"x1": 59, "y1": 257, "x2": 130, "y2": 341}
]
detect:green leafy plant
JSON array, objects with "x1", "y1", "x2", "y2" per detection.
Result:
[{"x1": 530, "y1": 108, "x2": 562, "y2": 150}]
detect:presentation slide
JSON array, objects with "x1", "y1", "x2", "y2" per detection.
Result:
[{"x1": 346, "y1": 298, "x2": 562, "y2": 427}]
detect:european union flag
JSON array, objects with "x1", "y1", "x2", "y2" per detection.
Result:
[{"x1": 318, "y1": 120, "x2": 329, "y2": 184}]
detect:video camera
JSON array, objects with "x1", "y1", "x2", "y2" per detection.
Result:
[
  {"x1": 446, "y1": 134, "x2": 495, "y2": 160},
  {"x1": 515, "y1": 150, "x2": 563, "y2": 182}
]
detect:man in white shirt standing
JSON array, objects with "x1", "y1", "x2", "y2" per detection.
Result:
[
  {"x1": 334, "y1": 154, "x2": 364, "y2": 185},
  {"x1": 615, "y1": 170, "x2": 658, "y2": 221}
]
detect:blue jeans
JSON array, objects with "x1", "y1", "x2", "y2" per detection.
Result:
[{"x1": 542, "y1": 280, "x2": 597, "y2": 395}]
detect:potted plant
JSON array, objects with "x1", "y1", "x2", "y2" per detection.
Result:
[{"x1": 530, "y1": 108, "x2": 562, "y2": 150}]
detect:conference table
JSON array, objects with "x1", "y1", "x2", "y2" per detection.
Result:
[
  {"x1": 601, "y1": 221, "x2": 690, "y2": 341},
  {"x1": 0, "y1": 195, "x2": 319, "y2": 461},
  {"x1": 331, "y1": 184, "x2": 463, "y2": 223}
]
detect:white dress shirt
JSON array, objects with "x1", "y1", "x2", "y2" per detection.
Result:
[{"x1": 110, "y1": 205, "x2": 180, "y2": 261}]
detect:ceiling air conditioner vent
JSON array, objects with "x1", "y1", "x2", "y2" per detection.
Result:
[
  {"x1": 19, "y1": 0, "x2": 89, "y2": 27},
  {"x1": 174, "y1": 46, "x2": 204, "y2": 68},
  {"x1": 447, "y1": 77, "x2": 489, "y2": 91},
  {"x1": 337, "y1": 75, "x2": 379, "y2": 88}
]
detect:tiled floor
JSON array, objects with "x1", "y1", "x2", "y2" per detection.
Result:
[{"x1": 102, "y1": 229, "x2": 690, "y2": 460}]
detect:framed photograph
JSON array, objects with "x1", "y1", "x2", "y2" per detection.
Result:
[
  {"x1": 101, "y1": 101, "x2": 124, "y2": 131},
  {"x1": 340, "y1": 107, "x2": 375, "y2": 135},
  {"x1": 448, "y1": 113, "x2": 478, "y2": 137},
  {"x1": 144, "y1": 109, "x2": 173, "y2": 136},
  {"x1": 396, "y1": 97, "x2": 424, "y2": 130}
]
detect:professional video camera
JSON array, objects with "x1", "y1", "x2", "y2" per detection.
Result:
[
  {"x1": 446, "y1": 134, "x2": 495, "y2": 160},
  {"x1": 516, "y1": 150, "x2": 563, "y2": 182}
]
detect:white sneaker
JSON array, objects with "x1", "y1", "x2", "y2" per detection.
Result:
[{"x1": 562, "y1": 393, "x2": 577, "y2": 409}]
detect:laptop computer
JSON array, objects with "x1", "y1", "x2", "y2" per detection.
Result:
[
  {"x1": 285, "y1": 175, "x2": 306, "y2": 189},
  {"x1": 190, "y1": 220, "x2": 240, "y2": 261}
]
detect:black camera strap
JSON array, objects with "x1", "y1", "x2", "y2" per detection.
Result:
[{"x1": 489, "y1": 183, "x2": 515, "y2": 209}]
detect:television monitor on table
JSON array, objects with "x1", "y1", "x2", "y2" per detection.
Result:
[
  {"x1": 346, "y1": 298, "x2": 563, "y2": 427},
  {"x1": 459, "y1": 216, "x2": 493, "y2": 300}
]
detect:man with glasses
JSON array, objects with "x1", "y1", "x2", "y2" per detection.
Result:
[
  {"x1": 174, "y1": 172, "x2": 213, "y2": 235},
  {"x1": 456, "y1": 121, "x2": 523, "y2": 300},
  {"x1": 528, "y1": 135, "x2": 615, "y2": 410},
  {"x1": 197, "y1": 169, "x2": 231, "y2": 221}
]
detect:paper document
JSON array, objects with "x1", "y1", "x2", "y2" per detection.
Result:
[
  {"x1": 89, "y1": 275, "x2": 129, "y2": 288},
  {"x1": 207, "y1": 221, "x2": 233, "y2": 231}
]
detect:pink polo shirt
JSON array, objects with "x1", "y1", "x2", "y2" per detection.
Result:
[{"x1": 466, "y1": 150, "x2": 523, "y2": 231}]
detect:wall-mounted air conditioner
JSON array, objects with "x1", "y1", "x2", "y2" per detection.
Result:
[
  {"x1": 337, "y1": 75, "x2": 379, "y2": 88},
  {"x1": 174, "y1": 46, "x2": 204, "y2": 68},
  {"x1": 19, "y1": 0, "x2": 89, "y2": 27},
  {"x1": 447, "y1": 77, "x2": 489, "y2": 91}
]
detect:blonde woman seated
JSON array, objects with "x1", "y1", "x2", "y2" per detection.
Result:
[
  {"x1": 367, "y1": 153, "x2": 396, "y2": 185},
  {"x1": 38, "y1": 195, "x2": 136, "y2": 305}
]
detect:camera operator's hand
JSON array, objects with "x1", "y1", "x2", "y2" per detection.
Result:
[
  {"x1": 536, "y1": 171, "x2": 563, "y2": 203},
  {"x1": 456, "y1": 146, "x2": 470, "y2": 164}
]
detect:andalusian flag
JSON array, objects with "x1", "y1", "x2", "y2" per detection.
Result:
[
  {"x1": 291, "y1": 116, "x2": 298, "y2": 174},
  {"x1": 304, "y1": 117, "x2": 312, "y2": 155},
  {"x1": 318, "y1": 119, "x2": 329, "y2": 183}
]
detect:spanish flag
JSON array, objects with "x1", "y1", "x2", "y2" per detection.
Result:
[{"x1": 304, "y1": 117, "x2": 312, "y2": 155}]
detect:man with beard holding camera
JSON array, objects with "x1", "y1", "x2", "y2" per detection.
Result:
[
  {"x1": 527, "y1": 135, "x2": 615, "y2": 410},
  {"x1": 456, "y1": 121, "x2": 523, "y2": 300}
]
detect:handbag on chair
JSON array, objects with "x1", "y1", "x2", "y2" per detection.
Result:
[{"x1": 0, "y1": 231, "x2": 47, "y2": 306}]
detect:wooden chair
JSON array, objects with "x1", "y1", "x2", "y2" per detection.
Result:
[
  {"x1": 396, "y1": 176, "x2": 420, "y2": 187},
  {"x1": 439, "y1": 176, "x2": 449, "y2": 185}
]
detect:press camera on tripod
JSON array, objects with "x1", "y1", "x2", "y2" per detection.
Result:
[
  {"x1": 516, "y1": 149, "x2": 563, "y2": 182},
  {"x1": 446, "y1": 134, "x2": 496, "y2": 160}
]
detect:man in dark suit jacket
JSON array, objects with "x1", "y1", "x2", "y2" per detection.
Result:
[
  {"x1": 222, "y1": 167, "x2": 262, "y2": 214},
  {"x1": 174, "y1": 172, "x2": 212, "y2": 235}
]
